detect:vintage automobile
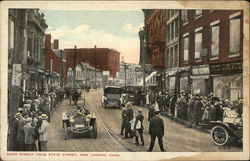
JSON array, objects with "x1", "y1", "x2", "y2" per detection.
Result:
[
  {"x1": 62, "y1": 106, "x2": 97, "y2": 140},
  {"x1": 125, "y1": 86, "x2": 142, "y2": 106},
  {"x1": 102, "y1": 86, "x2": 122, "y2": 109},
  {"x1": 210, "y1": 116, "x2": 242, "y2": 146}
]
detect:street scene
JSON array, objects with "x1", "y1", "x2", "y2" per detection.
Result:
[{"x1": 7, "y1": 9, "x2": 243, "y2": 152}]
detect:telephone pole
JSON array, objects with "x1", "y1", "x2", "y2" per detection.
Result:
[
  {"x1": 94, "y1": 45, "x2": 97, "y2": 89},
  {"x1": 73, "y1": 45, "x2": 77, "y2": 87}
]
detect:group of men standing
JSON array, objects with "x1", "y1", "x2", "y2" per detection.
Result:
[{"x1": 120, "y1": 102, "x2": 165, "y2": 152}]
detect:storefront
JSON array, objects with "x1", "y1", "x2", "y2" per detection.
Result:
[
  {"x1": 210, "y1": 62, "x2": 243, "y2": 101},
  {"x1": 165, "y1": 67, "x2": 178, "y2": 92},
  {"x1": 191, "y1": 65, "x2": 211, "y2": 96},
  {"x1": 179, "y1": 67, "x2": 191, "y2": 94}
]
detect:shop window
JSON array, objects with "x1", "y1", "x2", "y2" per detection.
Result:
[
  {"x1": 175, "y1": 18, "x2": 179, "y2": 38},
  {"x1": 229, "y1": 14, "x2": 241, "y2": 56},
  {"x1": 194, "y1": 30, "x2": 202, "y2": 61},
  {"x1": 183, "y1": 35, "x2": 189, "y2": 63},
  {"x1": 9, "y1": 19, "x2": 15, "y2": 49},
  {"x1": 211, "y1": 22, "x2": 220, "y2": 59},
  {"x1": 182, "y1": 10, "x2": 188, "y2": 24}
]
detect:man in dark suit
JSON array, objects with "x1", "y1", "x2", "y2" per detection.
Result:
[
  {"x1": 124, "y1": 103, "x2": 134, "y2": 138},
  {"x1": 119, "y1": 104, "x2": 126, "y2": 135},
  {"x1": 148, "y1": 111, "x2": 165, "y2": 152}
]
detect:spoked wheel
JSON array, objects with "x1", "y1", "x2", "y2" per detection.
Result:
[
  {"x1": 64, "y1": 122, "x2": 68, "y2": 140},
  {"x1": 211, "y1": 125, "x2": 229, "y2": 146}
]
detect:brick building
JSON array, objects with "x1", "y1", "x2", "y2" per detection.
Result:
[
  {"x1": 144, "y1": 9, "x2": 166, "y2": 70},
  {"x1": 179, "y1": 10, "x2": 243, "y2": 100},
  {"x1": 64, "y1": 48, "x2": 120, "y2": 78},
  {"x1": 45, "y1": 34, "x2": 67, "y2": 87}
]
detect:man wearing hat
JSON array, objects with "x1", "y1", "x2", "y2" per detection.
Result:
[
  {"x1": 123, "y1": 103, "x2": 134, "y2": 139},
  {"x1": 38, "y1": 114, "x2": 49, "y2": 151},
  {"x1": 148, "y1": 111, "x2": 165, "y2": 152},
  {"x1": 134, "y1": 109, "x2": 144, "y2": 146},
  {"x1": 10, "y1": 113, "x2": 21, "y2": 150},
  {"x1": 17, "y1": 111, "x2": 26, "y2": 151},
  {"x1": 23, "y1": 117, "x2": 36, "y2": 151}
]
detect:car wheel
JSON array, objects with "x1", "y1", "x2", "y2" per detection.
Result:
[
  {"x1": 63, "y1": 122, "x2": 68, "y2": 140},
  {"x1": 211, "y1": 125, "x2": 229, "y2": 146}
]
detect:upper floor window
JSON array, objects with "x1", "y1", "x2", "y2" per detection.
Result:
[
  {"x1": 182, "y1": 10, "x2": 188, "y2": 23},
  {"x1": 183, "y1": 34, "x2": 189, "y2": 63},
  {"x1": 9, "y1": 19, "x2": 15, "y2": 49},
  {"x1": 194, "y1": 28, "x2": 203, "y2": 61},
  {"x1": 50, "y1": 58, "x2": 54, "y2": 73},
  {"x1": 27, "y1": 38, "x2": 33, "y2": 57},
  {"x1": 210, "y1": 21, "x2": 220, "y2": 59},
  {"x1": 229, "y1": 12, "x2": 241, "y2": 56},
  {"x1": 195, "y1": 10, "x2": 202, "y2": 18}
]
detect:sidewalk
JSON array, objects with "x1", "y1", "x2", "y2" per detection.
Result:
[{"x1": 160, "y1": 111, "x2": 211, "y2": 134}]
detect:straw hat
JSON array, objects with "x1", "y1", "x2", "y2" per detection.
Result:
[
  {"x1": 14, "y1": 112, "x2": 21, "y2": 118},
  {"x1": 40, "y1": 114, "x2": 48, "y2": 120},
  {"x1": 25, "y1": 117, "x2": 32, "y2": 123}
]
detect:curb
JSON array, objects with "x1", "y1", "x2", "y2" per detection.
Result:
[{"x1": 160, "y1": 112, "x2": 211, "y2": 134}]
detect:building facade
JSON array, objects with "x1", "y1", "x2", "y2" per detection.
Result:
[
  {"x1": 45, "y1": 34, "x2": 67, "y2": 88},
  {"x1": 179, "y1": 10, "x2": 243, "y2": 100},
  {"x1": 64, "y1": 48, "x2": 120, "y2": 79}
]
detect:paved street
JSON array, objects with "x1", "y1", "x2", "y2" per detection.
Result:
[{"x1": 47, "y1": 90, "x2": 242, "y2": 152}]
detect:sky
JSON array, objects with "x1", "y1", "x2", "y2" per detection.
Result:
[{"x1": 41, "y1": 10, "x2": 144, "y2": 64}]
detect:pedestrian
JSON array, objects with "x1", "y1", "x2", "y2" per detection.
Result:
[
  {"x1": 193, "y1": 94, "x2": 203, "y2": 125},
  {"x1": 148, "y1": 111, "x2": 165, "y2": 152},
  {"x1": 146, "y1": 92, "x2": 150, "y2": 107},
  {"x1": 16, "y1": 111, "x2": 26, "y2": 151},
  {"x1": 35, "y1": 114, "x2": 43, "y2": 151},
  {"x1": 148, "y1": 104, "x2": 155, "y2": 122},
  {"x1": 23, "y1": 117, "x2": 36, "y2": 151},
  {"x1": 38, "y1": 114, "x2": 49, "y2": 151},
  {"x1": 169, "y1": 92, "x2": 177, "y2": 116},
  {"x1": 187, "y1": 95, "x2": 194, "y2": 126},
  {"x1": 119, "y1": 104, "x2": 126, "y2": 136},
  {"x1": 123, "y1": 103, "x2": 133, "y2": 139},
  {"x1": 11, "y1": 112, "x2": 21, "y2": 151},
  {"x1": 134, "y1": 109, "x2": 144, "y2": 146}
]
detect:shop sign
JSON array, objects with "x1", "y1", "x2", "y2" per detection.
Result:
[
  {"x1": 210, "y1": 62, "x2": 243, "y2": 74},
  {"x1": 12, "y1": 64, "x2": 22, "y2": 86}
]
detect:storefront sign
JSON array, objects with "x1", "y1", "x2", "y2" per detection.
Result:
[
  {"x1": 12, "y1": 64, "x2": 22, "y2": 86},
  {"x1": 210, "y1": 62, "x2": 242, "y2": 74}
]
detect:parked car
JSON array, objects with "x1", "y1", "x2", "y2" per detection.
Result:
[
  {"x1": 102, "y1": 86, "x2": 122, "y2": 109},
  {"x1": 125, "y1": 86, "x2": 142, "y2": 106},
  {"x1": 62, "y1": 106, "x2": 97, "y2": 140},
  {"x1": 210, "y1": 116, "x2": 242, "y2": 146}
]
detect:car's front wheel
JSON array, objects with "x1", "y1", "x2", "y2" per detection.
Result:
[{"x1": 211, "y1": 125, "x2": 229, "y2": 146}]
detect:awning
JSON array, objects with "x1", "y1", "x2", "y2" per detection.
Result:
[
  {"x1": 139, "y1": 71, "x2": 157, "y2": 86},
  {"x1": 190, "y1": 75, "x2": 210, "y2": 79}
]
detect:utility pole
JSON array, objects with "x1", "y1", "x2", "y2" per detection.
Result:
[
  {"x1": 124, "y1": 62, "x2": 127, "y2": 89},
  {"x1": 142, "y1": 27, "x2": 147, "y2": 91},
  {"x1": 73, "y1": 45, "x2": 77, "y2": 87},
  {"x1": 94, "y1": 45, "x2": 97, "y2": 89}
]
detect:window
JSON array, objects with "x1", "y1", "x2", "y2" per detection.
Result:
[
  {"x1": 229, "y1": 15, "x2": 241, "y2": 55},
  {"x1": 37, "y1": 40, "x2": 41, "y2": 61},
  {"x1": 195, "y1": 10, "x2": 202, "y2": 17},
  {"x1": 175, "y1": 18, "x2": 179, "y2": 38},
  {"x1": 183, "y1": 35, "x2": 189, "y2": 62},
  {"x1": 27, "y1": 38, "x2": 33, "y2": 57},
  {"x1": 171, "y1": 22, "x2": 174, "y2": 41},
  {"x1": 211, "y1": 22, "x2": 220, "y2": 58},
  {"x1": 9, "y1": 19, "x2": 15, "y2": 49},
  {"x1": 168, "y1": 24, "x2": 171, "y2": 42},
  {"x1": 174, "y1": 45, "x2": 178, "y2": 67},
  {"x1": 195, "y1": 30, "x2": 202, "y2": 60},
  {"x1": 182, "y1": 10, "x2": 188, "y2": 23},
  {"x1": 50, "y1": 58, "x2": 54, "y2": 73}
]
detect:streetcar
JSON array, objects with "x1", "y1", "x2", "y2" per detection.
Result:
[{"x1": 102, "y1": 86, "x2": 122, "y2": 109}]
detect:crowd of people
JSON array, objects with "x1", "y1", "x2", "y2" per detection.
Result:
[
  {"x1": 139, "y1": 89, "x2": 243, "y2": 126},
  {"x1": 9, "y1": 85, "x2": 82, "y2": 151}
]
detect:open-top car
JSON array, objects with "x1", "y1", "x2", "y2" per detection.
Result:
[
  {"x1": 62, "y1": 106, "x2": 97, "y2": 140},
  {"x1": 210, "y1": 116, "x2": 242, "y2": 146}
]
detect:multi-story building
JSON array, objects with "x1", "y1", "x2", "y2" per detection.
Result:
[
  {"x1": 45, "y1": 34, "x2": 67, "y2": 88},
  {"x1": 74, "y1": 62, "x2": 102, "y2": 88},
  {"x1": 8, "y1": 9, "x2": 48, "y2": 150},
  {"x1": 179, "y1": 10, "x2": 243, "y2": 100},
  {"x1": 64, "y1": 48, "x2": 120, "y2": 78},
  {"x1": 118, "y1": 62, "x2": 142, "y2": 86},
  {"x1": 165, "y1": 10, "x2": 180, "y2": 92}
]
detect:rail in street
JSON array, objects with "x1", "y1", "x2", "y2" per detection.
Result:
[{"x1": 47, "y1": 90, "x2": 242, "y2": 152}]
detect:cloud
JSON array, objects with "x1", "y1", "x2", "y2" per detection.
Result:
[
  {"x1": 47, "y1": 24, "x2": 140, "y2": 64},
  {"x1": 122, "y1": 23, "x2": 144, "y2": 34}
]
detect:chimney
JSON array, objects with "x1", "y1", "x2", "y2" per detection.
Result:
[
  {"x1": 54, "y1": 39, "x2": 59, "y2": 49},
  {"x1": 45, "y1": 34, "x2": 51, "y2": 49}
]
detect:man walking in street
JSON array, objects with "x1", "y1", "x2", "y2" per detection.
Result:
[
  {"x1": 123, "y1": 103, "x2": 133, "y2": 139},
  {"x1": 38, "y1": 114, "x2": 49, "y2": 151},
  {"x1": 134, "y1": 109, "x2": 144, "y2": 146},
  {"x1": 119, "y1": 104, "x2": 126, "y2": 136},
  {"x1": 148, "y1": 111, "x2": 165, "y2": 152},
  {"x1": 23, "y1": 117, "x2": 36, "y2": 151}
]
